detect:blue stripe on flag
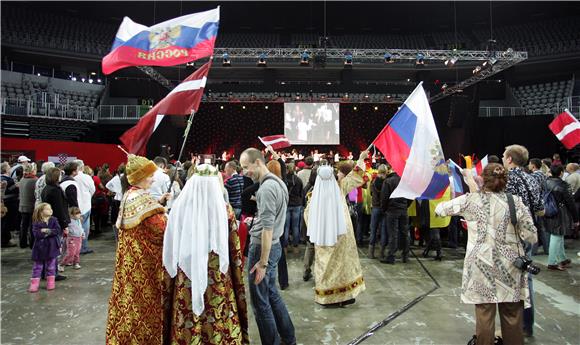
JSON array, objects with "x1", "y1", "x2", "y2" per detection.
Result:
[
  {"x1": 420, "y1": 171, "x2": 450, "y2": 199},
  {"x1": 388, "y1": 104, "x2": 417, "y2": 149}
]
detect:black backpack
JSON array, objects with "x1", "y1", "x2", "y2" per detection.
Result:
[{"x1": 542, "y1": 182, "x2": 559, "y2": 218}]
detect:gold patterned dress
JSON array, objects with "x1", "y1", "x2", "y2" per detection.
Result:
[
  {"x1": 168, "y1": 206, "x2": 249, "y2": 345},
  {"x1": 304, "y1": 165, "x2": 366, "y2": 305},
  {"x1": 106, "y1": 186, "x2": 174, "y2": 345}
]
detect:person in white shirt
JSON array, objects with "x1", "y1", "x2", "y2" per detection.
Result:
[
  {"x1": 73, "y1": 160, "x2": 95, "y2": 254},
  {"x1": 149, "y1": 157, "x2": 172, "y2": 203},
  {"x1": 106, "y1": 164, "x2": 125, "y2": 242}
]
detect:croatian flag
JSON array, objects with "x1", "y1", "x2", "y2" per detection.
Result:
[
  {"x1": 372, "y1": 82, "x2": 449, "y2": 199},
  {"x1": 448, "y1": 160, "x2": 464, "y2": 197},
  {"x1": 258, "y1": 135, "x2": 291, "y2": 150},
  {"x1": 102, "y1": 7, "x2": 219, "y2": 74},
  {"x1": 120, "y1": 61, "x2": 211, "y2": 156},
  {"x1": 549, "y1": 110, "x2": 580, "y2": 149}
]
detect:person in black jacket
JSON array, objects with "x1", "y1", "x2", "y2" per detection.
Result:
[
  {"x1": 40, "y1": 167, "x2": 70, "y2": 281},
  {"x1": 60, "y1": 162, "x2": 79, "y2": 209},
  {"x1": 544, "y1": 165, "x2": 579, "y2": 271},
  {"x1": 284, "y1": 163, "x2": 304, "y2": 253},
  {"x1": 380, "y1": 168, "x2": 410, "y2": 264},
  {"x1": 368, "y1": 164, "x2": 388, "y2": 259}
]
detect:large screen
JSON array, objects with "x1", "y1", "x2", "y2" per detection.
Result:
[{"x1": 284, "y1": 103, "x2": 340, "y2": 145}]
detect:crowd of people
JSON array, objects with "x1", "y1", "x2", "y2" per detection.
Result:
[{"x1": 1, "y1": 144, "x2": 579, "y2": 344}]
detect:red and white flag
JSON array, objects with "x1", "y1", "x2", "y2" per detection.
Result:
[
  {"x1": 258, "y1": 135, "x2": 291, "y2": 150},
  {"x1": 549, "y1": 110, "x2": 580, "y2": 149},
  {"x1": 474, "y1": 155, "x2": 488, "y2": 176},
  {"x1": 120, "y1": 61, "x2": 211, "y2": 156}
]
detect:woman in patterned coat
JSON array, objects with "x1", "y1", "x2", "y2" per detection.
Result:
[
  {"x1": 435, "y1": 163, "x2": 537, "y2": 345},
  {"x1": 106, "y1": 154, "x2": 173, "y2": 345}
]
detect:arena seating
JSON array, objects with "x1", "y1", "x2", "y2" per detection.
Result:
[
  {"x1": 1, "y1": 115, "x2": 94, "y2": 141},
  {"x1": 512, "y1": 79, "x2": 574, "y2": 114},
  {"x1": 203, "y1": 92, "x2": 408, "y2": 103},
  {"x1": 215, "y1": 33, "x2": 280, "y2": 48}
]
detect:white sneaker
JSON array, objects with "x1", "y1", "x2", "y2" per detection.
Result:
[
  {"x1": 58, "y1": 265, "x2": 65, "y2": 272},
  {"x1": 73, "y1": 264, "x2": 81, "y2": 270}
]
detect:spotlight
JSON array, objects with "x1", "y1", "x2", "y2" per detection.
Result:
[
  {"x1": 265, "y1": 105, "x2": 269, "y2": 109},
  {"x1": 472, "y1": 66, "x2": 482, "y2": 75},
  {"x1": 257, "y1": 53, "x2": 267, "y2": 66},
  {"x1": 445, "y1": 57, "x2": 457, "y2": 67},
  {"x1": 242, "y1": 105, "x2": 246, "y2": 110},
  {"x1": 416, "y1": 53, "x2": 425, "y2": 65},
  {"x1": 406, "y1": 78, "x2": 411, "y2": 82},
  {"x1": 353, "y1": 106, "x2": 358, "y2": 111},
  {"x1": 441, "y1": 83, "x2": 448, "y2": 91},
  {"x1": 374, "y1": 106, "x2": 378, "y2": 111},
  {"x1": 37, "y1": 73, "x2": 41, "y2": 76},
  {"x1": 71, "y1": 77, "x2": 77, "y2": 81},
  {"x1": 88, "y1": 79, "x2": 94, "y2": 84},
  {"x1": 81, "y1": 78, "x2": 85, "y2": 82},
  {"x1": 364, "y1": 94, "x2": 369, "y2": 99},
  {"x1": 344, "y1": 51, "x2": 353, "y2": 65},
  {"x1": 220, "y1": 105, "x2": 224, "y2": 110},
  {"x1": 300, "y1": 50, "x2": 310, "y2": 65},
  {"x1": 384, "y1": 52, "x2": 393, "y2": 64},
  {"x1": 97, "y1": 79, "x2": 102, "y2": 83},
  {"x1": 482, "y1": 57, "x2": 497, "y2": 69},
  {"x1": 222, "y1": 52, "x2": 231, "y2": 66},
  {"x1": 186, "y1": 61, "x2": 195, "y2": 67},
  {"x1": 90, "y1": 72, "x2": 96, "y2": 76}
]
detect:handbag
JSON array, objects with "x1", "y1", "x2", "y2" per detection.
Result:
[{"x1": 346, "y1": 195, "x2": 357, "y2": 219}]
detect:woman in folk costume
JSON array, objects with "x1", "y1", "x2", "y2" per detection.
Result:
[
  {"x1": 163, "y1": 164, "x2": 249, "y2": 344},
  {"x1": 106, "y1": 154, "x2": 173, "y2": 345},
  {"x1": 304, "y1": 151, "x2": 368, "y2": 306}
]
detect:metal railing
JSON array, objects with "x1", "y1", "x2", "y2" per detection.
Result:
[
  {"x1": 98, "y1": 105, "x2": 149, "y2": 120},
  {"x1": 0, "y1": 97, "x2": 97, "y2": 122}
]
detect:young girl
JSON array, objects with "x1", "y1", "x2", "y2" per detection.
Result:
[
  {"x1": 60, "y1": 207, "x2": 84, "y2": 269},
  {"x1": 29, "y1": 202, "x2": 61, "y2": 292}
]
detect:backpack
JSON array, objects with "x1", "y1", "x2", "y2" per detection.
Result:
[{"x1": 542, "y1": 182, "x2": 559, "y2": 218}]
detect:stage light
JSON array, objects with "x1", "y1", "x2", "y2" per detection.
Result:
[
  {"x1": 416, "y1": 53, "x2": 425, "y2": 65},
  {"x1": 327, "y1": 82, "x2": 332, "y2": 85},
  {"x1": 186, "y1": 61, "x2": 195, "y2": 67},
  {"x1": 365, "y1": 94, "x2": 369, "y2": 99},
  {"x1": 374, "y1": 106, "x2": 379, "y2": 111},
  {"x1": 441, "y1": 83, "x2": 448, "y2": 91},
  {"x1": 220, "y1": 105, "x2": 224, "y2": 110},
  {"x1": 384, "y1": 52, "x2": 393, "y2": 63},
  {"x1": 257, "y1": 53, "x2": 267, "y2": 66},
  {"x1": 88, "y1": 79, "x2": 94, "y2": 84},
  {"x1": 482, "y1": 57, "x2": 497, "y2": 69},
  {"x1": 445, "y1": 57, "x2": 457, "y2": 67},
  {"x1": 265, "y1": 105, "x2": 269, "y2": 109},
  {"x1": 71, "y1": 77, "x2": 77, "y2": 81},
  {"x1": 81, "y1": 78, "x2": 85, "y2": 82},
  {"x1": 242, "y1": 105, "x2": 246, "y2": 110},
  {"x1": 344, "y1": 51, "x2": 353, "y2": 65},
  {"x1": 300, "y1": 50, "x2": 310, "y2": 65},
  {"x1": 472, "y1": 66, "x2": 482, "y2": 75},
  {"x1": 90, "y1": 72, "x2": 96, "y2": 76},
  {"x1": 37, "y1": 73, "x2": 41, "y2": 76},
  {"x1": 97, "y1": 79, "x2": 102, "y2": 83},
  {"x1": 222, "y1": 52, "x2": 231, "y2": 66},
  {"x1": 353, "y1": 106, "x2": 357, "y2": 111},
  {"x1": 406, "y1": 78, "x2": 411, "y2": 82}
]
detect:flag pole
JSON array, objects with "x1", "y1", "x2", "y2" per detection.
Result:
[{"x1": 166, "y1": 108, "x2": 195, "y2": 194}]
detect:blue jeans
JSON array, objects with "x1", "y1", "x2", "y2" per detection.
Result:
[
  {"x1": 80, "y1": 210, "x2": 91, "y2": 252},
  {"x1": 369, "y1": 207, "x2": 384, "y2": 246},
  {"x1": 532, "y1": 216, "x2": 549, "y2": 255},
  {"x1": 248, "y1": 242, "x2": 296, "y2": 345},
  {"x1": 284, "y1": 206, "x2": 302, "y2": 247}
]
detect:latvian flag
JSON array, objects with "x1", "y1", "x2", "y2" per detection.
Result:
[
  {"x1": 102, "y1": 7, "x2": 219, "y2": 74},
  {"x1": 258, "y1": 135, "x2": 291, "y2": 150},
  {"x1": 549, "y1": 110, "x2": 580, "y2": 149},
  {"x1": 119, "y1": 61, "x2": 211, "y2": 156}
]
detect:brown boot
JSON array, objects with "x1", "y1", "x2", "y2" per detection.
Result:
[{"x1": 368, "y1": 245, "x2": 375, "y2": 259}]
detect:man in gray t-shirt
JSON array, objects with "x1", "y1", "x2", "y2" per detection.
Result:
[{"x1": 240, "y1": 148, "x2": 296, "y2": 345}]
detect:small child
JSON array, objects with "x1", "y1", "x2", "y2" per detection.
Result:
[
  {"x1": 60, "y1": 207, "x2": 84, "y2": 269},
  {"x1": 29, "y1": 202, "x2": 61, "y2": 292}
]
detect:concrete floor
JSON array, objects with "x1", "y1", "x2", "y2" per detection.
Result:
[{"x1": 1, "y1": 228, "x2": 579, "y2": 345}]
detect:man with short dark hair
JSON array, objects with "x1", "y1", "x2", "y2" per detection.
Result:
[
  {"x1": 60, "y1": 162, "x2": 79, "y2": 209},
  {"x1": 240, "y1": 148, "x2": 296, "y2": 345},
  {"x1": 297, "y1": 156, "x2": 314, "y2": 188},
  {"x1": 224, "y1": 160, "x2": 244, "y2": 219}
]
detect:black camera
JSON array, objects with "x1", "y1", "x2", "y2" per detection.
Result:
[{"x1": 513, "y1": 256, "x2": 540, "y2": 275}]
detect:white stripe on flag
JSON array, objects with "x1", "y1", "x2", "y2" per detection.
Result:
[
  {"x1": 556, "y1": 121, "x2": 580, "y2": 140},
  {"x1": 259, "y1": 136, "x2": 289, "y2": 146},
  {"x1": 153, "y1": 115, "x2": 165, "y2": 132},
  {"x1": 168, "y1": 77, "x2": 207, "y2": 95}
]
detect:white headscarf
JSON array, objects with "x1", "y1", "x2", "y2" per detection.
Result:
[
  {"x1": 307, "y1": 165, "x2": 347, "y2": 246},
  {"x1": 162, "y1": 164, "x2": 229, "y2": 316}
]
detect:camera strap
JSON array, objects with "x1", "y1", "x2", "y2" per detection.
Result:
[{"x1": 506, "y1": 192, "x2": 525, "y2": 257}]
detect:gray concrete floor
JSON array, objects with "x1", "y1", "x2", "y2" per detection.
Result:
[{"x1": 2, "y1": 228, "x2": 579, "y2": 345}]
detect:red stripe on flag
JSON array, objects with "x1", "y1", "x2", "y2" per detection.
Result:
[{"x1": 373, "y1": 125, "x2": 410, "y2": 176}]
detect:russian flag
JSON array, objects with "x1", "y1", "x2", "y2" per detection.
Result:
[
  {"x1": 102, "y1": 7, "x2": 219, "y2": 75},
  {"x1": 372, "y1": 82, "x2": 449, "y2": 200}
]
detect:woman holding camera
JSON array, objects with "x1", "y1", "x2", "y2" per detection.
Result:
[{"x1": 435, "y1": 163, "x2": 537, "y2": 345}]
